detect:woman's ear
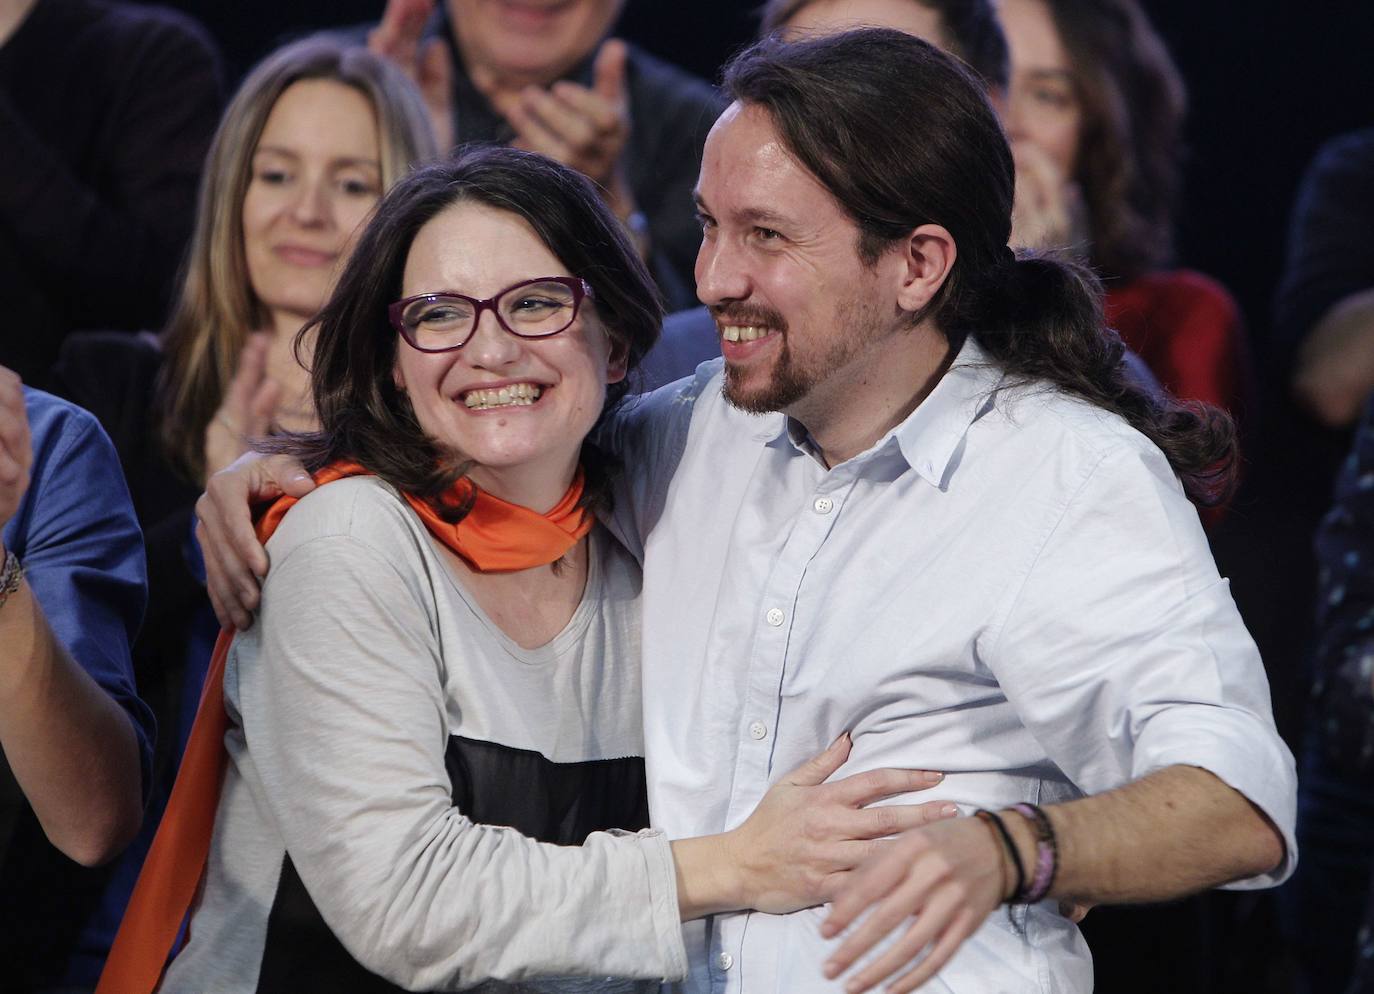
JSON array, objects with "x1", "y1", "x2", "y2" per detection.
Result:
[{"x1": 606, "y1": 337, "x2": 630, "y2": 385}]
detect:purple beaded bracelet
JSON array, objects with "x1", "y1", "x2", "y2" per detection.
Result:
[{"x1": 1009, "y1": 802, "x2": 1059, "y2": 904}]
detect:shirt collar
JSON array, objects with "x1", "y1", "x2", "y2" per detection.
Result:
[
  {"x1": 892, "y1": 336, "x2": 1002, "y2": 487},
  {"x1": 768, "y1": 336, "x2": 1003, "y2": 486}
]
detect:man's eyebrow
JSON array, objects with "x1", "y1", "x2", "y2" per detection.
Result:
[
  {"x1": 733, "y1": 206, "x2": 792, "y2": 228},
  {"x1": 691, "y1": 193, "x2": 792, "y2": 228}
]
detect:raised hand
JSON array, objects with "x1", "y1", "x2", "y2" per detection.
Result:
[
  {"x1": 1009, "y1": 139, "x2": 1086, "y2": 254},
  {"x1": 0, "y1": 366, "x2": 32, "y2": 539},
  {"x1": 476, "y1": 39, "x2": 633, "y2": 210},
  {"x1": 204, "y1": 333, "x2": 284, "y2": 480},
  {"x1": 368, "y1": 0, "x2": 454, "y2": 151}
]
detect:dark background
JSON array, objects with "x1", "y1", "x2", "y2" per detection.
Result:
[{"x1": 139, "y1": 0, "x2": 1374, "y2": 361}]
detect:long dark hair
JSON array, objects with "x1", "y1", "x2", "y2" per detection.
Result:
[
  {"x1": 279, "y1": 146, "x2": 662, "y2": 518},
  {"x1": 723, "y1": 29, "x2": 1234, "y2": 504},
  {"x1": 1044, "y1": 0, "x2": 1186, "y2": 282}
]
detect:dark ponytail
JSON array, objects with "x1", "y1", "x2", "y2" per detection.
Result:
[
  {"x1": 947, "y1": 251, "x2": 1237, "y2": 505},
  {"x1": 724, "y1": 29, "x2": 1237, "y2": 506}
]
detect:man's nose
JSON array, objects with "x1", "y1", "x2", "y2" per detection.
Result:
[{"x1": 695, "y1": 236, "x2": 751, "y2": 307}]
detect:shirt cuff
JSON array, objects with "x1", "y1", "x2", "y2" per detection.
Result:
[{"x1": 601, "y1": 827, "x2": 688, "y2": 981}]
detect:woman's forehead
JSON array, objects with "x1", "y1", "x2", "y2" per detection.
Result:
[{"x1": 402, "y1": 203, "x2": 566, "y2": 295}]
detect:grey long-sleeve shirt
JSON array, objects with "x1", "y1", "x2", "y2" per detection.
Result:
[{"x1": 162, "y1": 476, "x2": 685, "y2": 992}]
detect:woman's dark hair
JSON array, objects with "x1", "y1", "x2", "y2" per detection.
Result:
[
  {"x1": 280, "y1": 146, "x2": 662, "y2": 518},
  {"x1": 1045, "y1": 0, "x2": 1186, "y2": 282},
  {"x1": 723, "y1": 29, "x2": 1235, "y2": 504}
]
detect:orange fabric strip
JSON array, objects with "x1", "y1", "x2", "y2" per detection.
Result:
[{"x1": 96, "y1": 462, "x2": 592, "y2": 993}]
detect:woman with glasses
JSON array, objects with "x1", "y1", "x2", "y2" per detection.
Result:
[{"x1": 102, "y1": 147, "x2": 953, "y2": 993}]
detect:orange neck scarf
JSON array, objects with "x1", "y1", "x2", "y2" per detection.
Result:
[{"x1": 97, "y1": 462, "x2": 593, "y2": 994}]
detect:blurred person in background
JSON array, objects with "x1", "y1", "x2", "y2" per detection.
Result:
[
  {"x1": 1272, "y1": 126, "x2": 1374, "y2": 994},
  {"x1": 760, "y1": 0, "x2": 1007, "y2": 87},
  {"x1": 363, "y1": 0, "x2": 722, "y2": 310},
  {"x1": 46, "y1": 36, "x2": 436, "y2": 984},
  {"x1": 1283, "y1": 392, "x2": 1374, "y2": 994},
  {"x1": 1278, "y1": 129, "x2": 1374, "y2": 435},
  {"x1": 0, "y1": 367, "x2": 153, "y2": 992},
  {"x1": 0, "y1": 0, "x2": 222, "y2": 381},
  {"x1": 997, "y1": 0, "x2": 1251, "y2": 429}
]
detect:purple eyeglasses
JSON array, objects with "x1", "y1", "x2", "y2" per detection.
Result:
[{"x1": 388, "y1": 276, "x2": 594, "y2": 353}]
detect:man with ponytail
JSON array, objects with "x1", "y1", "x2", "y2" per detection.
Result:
[{"x1": 199, "y1": 28, "x2": 1295, "y2": 994}]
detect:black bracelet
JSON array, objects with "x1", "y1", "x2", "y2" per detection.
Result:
[{"x1": 974, "y1": 809, "x2": 1025, "y2": 903}]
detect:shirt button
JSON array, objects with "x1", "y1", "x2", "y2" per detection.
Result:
[
  {"x1": 766, "y1": 607, "x2": 785, "y2": 627},
  {"x1": 749, "y1": 720, "x2": 768, "y2": 740},
  {"x1": 717, "y1": 952, "x2": 734, "y2": 971},
  {"x1": 813, "y1": 496, "x2": 834, "y2": 514}
]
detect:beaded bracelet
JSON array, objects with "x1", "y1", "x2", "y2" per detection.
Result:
[
  {"x1": 1008, "y1": 802, "x2": 1059, "y2": 904},
  {"x1": 974, "y1": 809, "x2": 1025, "y2": 903}
]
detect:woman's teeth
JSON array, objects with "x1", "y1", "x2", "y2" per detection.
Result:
[
  {"x1": 463, "y1": 383, "x2": 543, "y2": 409},
  {"x1": 721, "y1": 325, "x2": 770, "y2": 343}
]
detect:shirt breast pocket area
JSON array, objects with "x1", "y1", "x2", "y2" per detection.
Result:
[{"x1": 777, "y1": 563, "x2": 995, "y2": 703}]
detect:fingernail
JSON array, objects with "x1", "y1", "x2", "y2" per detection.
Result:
[
  {"x1": 940, "y1": 803, "x2": 959, "y2": 817},
  {"x1": 822, "y1": 959, "x2": 841, "y2": 979},
  {"x1": 289, "y1": 472, "x2": 311, "y2": 484},
  {"x1": 919, "y1": 770, "x2": 944, "y2": 784},
  {"x1": 829, "y1": 730, "x2": 850, "y2": 748},
  {"x1": 845, "y1": 978, "x2": 865, "y2": 993}
]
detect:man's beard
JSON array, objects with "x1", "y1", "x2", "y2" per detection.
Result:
[{"x1": 715, "y1": 290, "x2": 893, "y2": 415}]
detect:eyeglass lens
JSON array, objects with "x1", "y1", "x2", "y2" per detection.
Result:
[{"x1": 401, "y1": 280, "x2": 579, "y2": 349}]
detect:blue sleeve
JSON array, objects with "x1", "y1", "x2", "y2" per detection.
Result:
[{"x1": 4, "y1": 390, "x2": 154, "y2": 803}]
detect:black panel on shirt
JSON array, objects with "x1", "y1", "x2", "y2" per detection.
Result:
[{"x1": 255, "y1": 735, "x2": 649, "y2": 990}]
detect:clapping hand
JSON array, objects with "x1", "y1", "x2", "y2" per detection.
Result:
[
  {"x1": 1009, "y1": 139, "x2": 1086, "y2": 255},
  {"x1": 369, "y1": 0, "x2": 455, "y2": 151},
  {"x1": 204, "y1": 333, "x2": 283, "y2": 480},
  {"x1": 474, "y1": 39, "x2": 635, "y2": 215}
]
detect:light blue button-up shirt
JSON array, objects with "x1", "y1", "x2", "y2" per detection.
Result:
[{"x1": 602, "y1": 339, "x2": 1296, "y2": 994}]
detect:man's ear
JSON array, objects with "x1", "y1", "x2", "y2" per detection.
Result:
[{"x1": 894, "y1": 223, "x2": 957, "y2": 314}]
